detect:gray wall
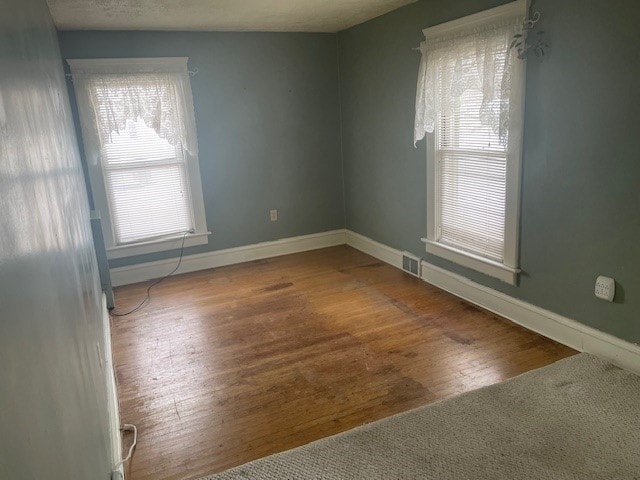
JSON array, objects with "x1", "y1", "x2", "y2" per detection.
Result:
[
  {"x1": 57, "y1": 31, "x2": 345, "y2": 269},
  {"x1": 338, "y1": 0, "x2": 640, "y2": 342},
  {"x1": 0, "y1": 0, "x2": 113, "y2": 478}
]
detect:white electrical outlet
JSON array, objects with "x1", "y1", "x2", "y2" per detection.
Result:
[
  {"x1": 594, "y1": 276, "x2": 615, "y2": 302},
  {"x1": 270, "y1": 209, "x2": 278, "y2": 221}
]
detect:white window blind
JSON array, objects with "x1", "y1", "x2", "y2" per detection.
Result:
[
  {"x1": 436, "y1": 57, "x2": 508, "y2": 262},
  {"x1": 103, "y1": 118, "x2": 194, "y2": 244}
]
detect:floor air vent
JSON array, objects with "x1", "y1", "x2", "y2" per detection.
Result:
[{"x1": 402, "y1": 252, "x2": 421, "y2": 277}]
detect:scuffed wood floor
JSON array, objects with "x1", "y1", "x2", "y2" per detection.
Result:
[{"x1": 111, "y1": 245, "x2": 575, "y2": 480}]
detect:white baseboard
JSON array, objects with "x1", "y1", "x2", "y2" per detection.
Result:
[
  {"x1": 101, "y1": 294, "x2": 123, "y2": 479},
  {"x1": 110, "y1": 229, "x2": 347, "y2": 287},
  {"x1": 345, "y1": 230, "x2": 403, "y2": 269},
  {"x1": 344, "y1": 230, "x2": 640, "y2": 375}
]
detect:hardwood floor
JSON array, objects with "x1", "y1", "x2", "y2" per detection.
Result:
[{"x1": 111, "y1": 245, "x2": 575, "y2": 480}]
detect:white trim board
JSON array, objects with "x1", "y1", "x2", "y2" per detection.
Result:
[
  {"x1": 422, "y1": 0, "x2": 526, "y2": 39},
  {"x1": 344, "y1": 230, "x2": 403, "y2": 269},
  {"x1": 110, "y1": 229, "x2": 347, "y2": 286},
  {"x1": 345, "y1": 230, "x2": 640, "y2": 375},
  {"x1": 101, "y1": 294, "x2": 123, "y2": 480}
]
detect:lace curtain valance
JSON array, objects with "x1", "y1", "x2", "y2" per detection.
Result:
[
  {"x1": 68, "y1": 58, "x2": 199, "y2": 161},
  {"x1": 414, "y1": 16, "x2": 524, "y2": 147}
]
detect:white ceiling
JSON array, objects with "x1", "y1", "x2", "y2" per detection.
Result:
[{"x1": 47, "y1": 0, "x2": 416, "y2": 32}]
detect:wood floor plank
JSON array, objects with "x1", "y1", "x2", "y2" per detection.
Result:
[{"x1": 111, "y1": 245, "x2": 575, "y2": 480}]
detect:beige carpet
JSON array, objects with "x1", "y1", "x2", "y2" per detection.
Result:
[{"x1": 199, "y1": 354, "x2": 640, "y2": 479}]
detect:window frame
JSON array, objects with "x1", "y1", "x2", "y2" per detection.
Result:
[
  {"x1": 68, "y1": 57, "x2": 209, "y2": 259},
  {"x1": 422, "y1": 0, "x2": 527, "y2": 285}
]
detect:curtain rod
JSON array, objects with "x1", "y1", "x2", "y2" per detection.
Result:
[{"x1": 65, "y1": 67, "x2": 199, "y2": 81}]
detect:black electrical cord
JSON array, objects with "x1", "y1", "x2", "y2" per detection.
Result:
[{"x1": 110, "y1": 232, "x2": 188, "y2": 317}]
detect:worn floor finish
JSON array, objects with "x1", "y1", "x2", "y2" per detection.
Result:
[
  {"x1": 202, "y1": 354, "x2": 640, "y2": 480},
  {"x1": 111, "y1": 245, "x2": 575, "y2": 480}
]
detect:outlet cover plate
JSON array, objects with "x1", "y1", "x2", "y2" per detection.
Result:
[{"x1": 595, "y1": 275, "x2": 615, "y2": 302}]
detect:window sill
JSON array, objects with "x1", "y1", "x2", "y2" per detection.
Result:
[
  {"x1": 422, "y1": 239, "x2": 519, "y2": 285},
  {"x1": 106, "y1": 232, "x2": 211, "y2": 260}
]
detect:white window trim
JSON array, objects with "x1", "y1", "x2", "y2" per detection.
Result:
[
  {"x1": 422, "y1": 0, "x2": 527, "y2": 40},
  {"x1": 422, "y1": 0, "x2": 527, "y2": 285},
  {"x1": 106, "y1": 232, "x2": 210, "y2": 259},
  {"x1": 68, "y1": 57, "x2": 210, "y2": 259}
]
